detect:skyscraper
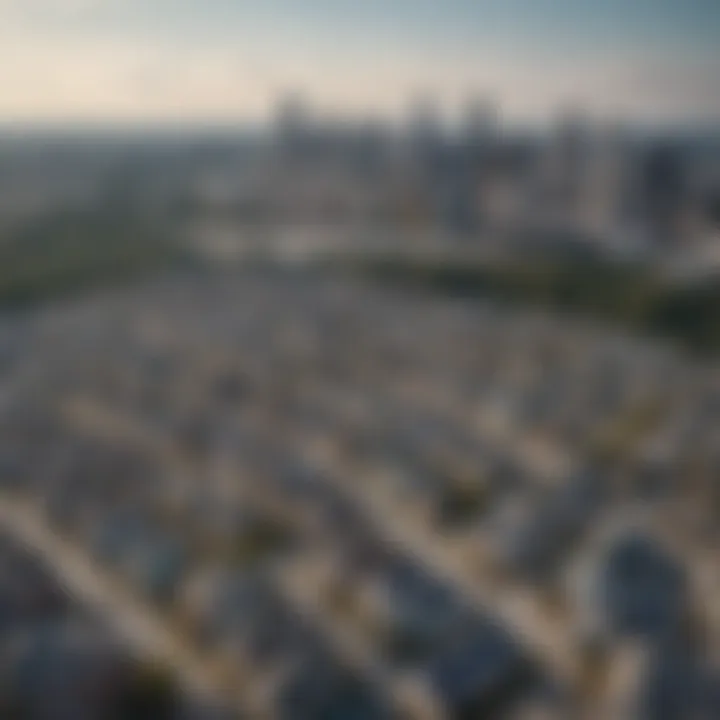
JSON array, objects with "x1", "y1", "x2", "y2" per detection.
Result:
[
  {"x1": 641, "y1": 143, "x2": 687, "y2": 245},
  {"x1": 274, "y1": 92, "x2": 313, "y2": 161},
  {"x1": 460, "y1": 96, "x2": 498, "y2": 162}
]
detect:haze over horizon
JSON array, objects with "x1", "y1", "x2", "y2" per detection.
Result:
[{"x1": 1, "y1": 0, "x2": 719, "y2": 128}]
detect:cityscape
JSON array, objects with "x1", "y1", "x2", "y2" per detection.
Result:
[{"x1": 0, "y1": 1, "x2": 720, "y2": 719}]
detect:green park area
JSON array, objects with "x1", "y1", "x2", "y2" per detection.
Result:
[{"x1": 344, "y1": 251, "x2": 720, "y2": 356}]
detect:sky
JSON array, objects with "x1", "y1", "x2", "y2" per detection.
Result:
[{"x1": 1, "y1": 0, "x2": 719, "y2": 126}]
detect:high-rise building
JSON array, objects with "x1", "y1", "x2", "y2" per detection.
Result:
[
  {"x1": 406, "y1": 94, "x2": 445, "y2": 165},
  {"x1": 553, "y1": 110, "x2": 592, "y2": 212},
  {"x1": 533, "y1": 109, "x2": 594, "y2": 231},
  {"x1": 582, "y1": 122, "x2": 631, "y2": 238},
  {"x1": 459, "y1": 96, "x2": 498, "y2": 160},
  {"x1": 273, "y1": 92, "x2": 313, "y2": 161},
  {"x1": 641, "y1": 143, "x2": 687, "y2": 245}
]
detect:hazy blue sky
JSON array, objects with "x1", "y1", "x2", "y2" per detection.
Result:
[{"x1": 1, "y1": 0, "x2": 718, "y2": 125}]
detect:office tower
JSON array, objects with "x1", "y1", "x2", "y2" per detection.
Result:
[
  {"x1": 460, "y1": 96, "x2": 499, "y2": 160},
  {"x1": 583, "y1": 122, "x2": 630, "y2": 238},
  {"x1": 274, "y1": 92, "x2": 313, "y2": 161},
  {"x1": 536, "y1": 109, "x2": 594, "y2": 232},
  {"x1": 641, "y1": 143, "x2": 687, "y2": 245},
  {"x1": 406, "y1": 94, "x2": 444, "y2": 164}
]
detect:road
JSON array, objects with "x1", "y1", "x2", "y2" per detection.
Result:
[
  {"x1": 62, "y1": 394, "x2": 581, "y2": 692},
  {"x1": 300, "y1": 433, "x2": 581, "y2": 689},
  {"x1": 0, "y1": 496, "x2": 254, "y2": 718}
]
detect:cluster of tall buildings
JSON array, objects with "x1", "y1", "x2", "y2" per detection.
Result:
[{"x1": 261, "y1": 94, "x2": 719, "y2": 253}]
